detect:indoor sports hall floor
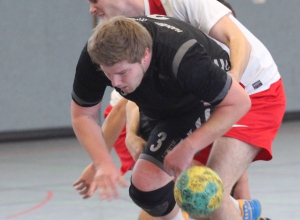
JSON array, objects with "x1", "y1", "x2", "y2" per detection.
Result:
[{"x1": 0, "y1": 120, "x2": 299, "y2": 220}]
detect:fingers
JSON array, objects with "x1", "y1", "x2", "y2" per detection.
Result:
[
  {"x1": 79, "y1": 186, "x2": 89, "y2": 196},
  {"x1": 89, "y1": 178, "x2": 116, "y2": 201},
  {"x1": 75, "y1": 165, "x2": 129, "y2": 202},
  {"x1": 72, "y1": 179, "x2": 81, "y2": 187},
  {"x1": 74, "y1": 182, "x2": 87, "y2": 191},
  {"x1": 164, "y1": 166, "x2": 178, "y2": 180},
  {"x1": 164, "y1": 158, "x2": 181, "y2": 181},
  {"x1": 88, "y1": 180, "x2": 98, "y2": 198},
  {"x1": 98, "y1": 177, "x2": 114, "y2": 201},
  {"x1": 87, "y1": 175, "x2": 128, "y2": 201},
  {"x1": 73, "y1": 180, "x2": 91, "y2": 199},
  {"x1": 118, "y1": 176, "x2": 128, "y2": 188},
  {"x1": 173, "y1": 170, "x2": 180, "y2": 182}
]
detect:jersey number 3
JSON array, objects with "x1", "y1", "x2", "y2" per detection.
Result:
[{"x1": 150, "y1": 132, "x2": 167, "y2": 152}]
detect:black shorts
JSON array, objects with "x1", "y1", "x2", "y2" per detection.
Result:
[{"x1": 139, "y1": 105, "x2": 213, "y2": 171}]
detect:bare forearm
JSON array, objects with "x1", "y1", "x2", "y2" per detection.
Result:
[
  {"x1": 209, "y1": 15, "x2": 251, "y2": 82},
  {"x1": 102, "y1": 98, "x2": 127, "y2": 151},
  {"x1": 185, "y1": 80, "x2": 251, "y2": 154},
  {"x1": 227, "y1": 31, "x2": 251, "y2": 81},
  {"x1": 72, "y1": 116, "x2": 114, "y2": 167},
  {"x1": 125, "y1": 101, "x2": 145, "y2": 160},
  {"x1": 125, "y1": 101, "x2": 140, "y2": 136},
  {"x1": 71, "y1": 101, "x2": 114, "y2": 167}
]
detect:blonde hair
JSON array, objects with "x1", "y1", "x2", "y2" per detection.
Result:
[{"x1": 88, "y1": 16, "x2": 153, "y2": 66}]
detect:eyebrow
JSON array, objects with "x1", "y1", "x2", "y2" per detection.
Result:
[{"x1": 103, "y1": 68, "x2": 128, "y2": 76}]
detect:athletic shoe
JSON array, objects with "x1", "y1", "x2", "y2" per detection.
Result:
[{"x1": 238, "y1": 199, "x2": 262, "y2": 220}]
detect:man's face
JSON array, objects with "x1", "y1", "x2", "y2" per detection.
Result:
[
  {"x1": 88, "y1": 0, "x2": 128, "y2": 19},
  {"x1": 101, "y1": 60, "x2": 145, "y2": 94}
]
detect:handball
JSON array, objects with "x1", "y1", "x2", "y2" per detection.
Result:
[{"x1": 174, "y1": 166, "x2": 224, "y2": 217}]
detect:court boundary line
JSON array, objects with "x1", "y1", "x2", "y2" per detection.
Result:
[{"x1": 4, "y1": 190, "x2": 53, "y2": 219}]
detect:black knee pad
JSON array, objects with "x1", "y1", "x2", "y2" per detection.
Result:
[{"x1": 129, "y1": 181, "x2": 176, "y2": 217}]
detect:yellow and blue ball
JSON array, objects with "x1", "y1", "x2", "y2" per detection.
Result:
[{"x1": 174, "y1": 166, "x2": 224, "y2": 217}]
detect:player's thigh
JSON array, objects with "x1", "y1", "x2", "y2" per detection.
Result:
[{"x1": 207, "y1": 137, "x2": 260, "y2": 191}]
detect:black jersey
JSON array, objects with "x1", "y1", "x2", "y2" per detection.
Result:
[{"x1": 72, "y1": 15, "x2": 232, "y2": 119}]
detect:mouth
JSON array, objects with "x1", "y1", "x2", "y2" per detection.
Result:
[
  {"x1": 97, "y1": 13, "x2": 106, "y2": 19},
  {"x1": 121, "y1": 86, "x2": 131, "y2": 93},
  {"x1": 120, "y1": 86, "x2": 128, "y2": 91}
]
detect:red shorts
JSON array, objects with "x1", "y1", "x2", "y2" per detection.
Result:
[
  {"x1": 104, "y1": 105, "x2": 135, "y2": 175},
  {"x1": 194, "y1": 78, "x2": 286, "y2": 164}
]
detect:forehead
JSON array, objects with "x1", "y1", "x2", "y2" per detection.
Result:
[{"x1": 101, "y1": 60, "x2": 132, "y2": 73}]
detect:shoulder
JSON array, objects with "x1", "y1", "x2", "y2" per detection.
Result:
[
  {"x1": 160, "y1": 0, "x2": 231, "y2": 34},
  {"x1": 75, "y1": 42, "x2": 107, "y2": 85},
  {"x1": 76, "y1": 43, "x2": 99, "y2": 73},
  {"x1": 72, "y1": 43, "x2": 111, "y2": 107}
]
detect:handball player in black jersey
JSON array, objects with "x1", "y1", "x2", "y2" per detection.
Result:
[{"x1": 72, "y1": 15, "x2": 250, "y2": 220}]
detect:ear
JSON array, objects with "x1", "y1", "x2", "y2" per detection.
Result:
[{"x1": 142, "y1": 47, "x2": 151, "y2": 64}]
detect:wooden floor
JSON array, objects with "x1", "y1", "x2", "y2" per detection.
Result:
[{"x1": 0, "y1": 120, "x2": 299, "y2": 220}]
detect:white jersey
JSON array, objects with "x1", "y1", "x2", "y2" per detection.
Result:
[
  {"x1": 110, "y1": 89, "x2": 123, "y2": 106},
  {"x1": 145, "y1": 0, "x2": 281, "y2": 95}
]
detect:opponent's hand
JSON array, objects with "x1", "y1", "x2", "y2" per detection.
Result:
[
  {"x1": 125, "y1": 134, "x2": 146, "y2": 161},
  {"x1": 88, "y1": 161, "x2": 128, "y2": 201},
  {"x1": 164, "y1": 141, "x2": 195, "y2": 181},
  {"x1": 73, "y1": 163, "x2": 96, "y2": 199}
]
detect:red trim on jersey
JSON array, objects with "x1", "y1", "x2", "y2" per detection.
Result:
[{"x1": 149, "y1": 0, "x2": 166, "y2": 15}]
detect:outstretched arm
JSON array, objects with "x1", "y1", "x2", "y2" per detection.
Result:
[
  {"x1": 71, "y1": 100, "x2": 127, "y2": 200},
  {"x1": 73, "y1": 97, "x2": 128, "y2": 199}
]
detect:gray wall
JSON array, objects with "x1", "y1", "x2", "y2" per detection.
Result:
[
  {"x1": 0, "y1": 0, "x2": 299, "y2": 134},
  {"x1": 0, "y1": 1, "x2": 111, "y2": 133}
]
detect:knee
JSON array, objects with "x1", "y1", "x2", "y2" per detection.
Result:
[{"x1": 129, "y1": 181, "x2": 176, "y2": 217}]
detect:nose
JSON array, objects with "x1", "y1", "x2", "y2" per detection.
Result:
[
  {"x1": 89, "y1": 5, "x2": 96, "y2": 15},
  {"x1": 110, "y1": 75, "x2": 122, "y2": 88}
]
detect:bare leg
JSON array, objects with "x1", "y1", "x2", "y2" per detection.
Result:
[
  {"x1": 206, "y1": 137, "x2": 261, "y2": 220},
  {"x1": 192, "y1": 155, "x2": 251, "y2": 201},
  {"x1": 232, "y1": 171, "x2": 251, "y2": 200}
]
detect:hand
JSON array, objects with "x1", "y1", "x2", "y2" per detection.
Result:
[
  {"x1": 164, "y1": 141, "x2": 195, "y2": 181},
  {"x1": 88, "y1": 161, "x2": 128, "y2": 201},
  {"x1": 125, "y1": 134, "x2": 146, "y2": 161},
  {"x1": 73, "y1": 163, "x2": 96, "y2": 199}
]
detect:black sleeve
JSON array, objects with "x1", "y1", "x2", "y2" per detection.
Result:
[
  {"x1": 176, "y1": 42, "x2": 232, "y2": 106},
  {"x1": 72, "y1": 43, "x2": 112, "y2": 107}
]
